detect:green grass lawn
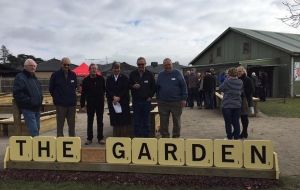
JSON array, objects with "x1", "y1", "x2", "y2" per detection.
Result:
[{"x1": 258, "y1": 98, "x2": 300, "y2": 118}]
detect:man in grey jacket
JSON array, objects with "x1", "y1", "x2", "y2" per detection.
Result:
[{"x1": 156, "y1": 58, "x2": 188, "y2": 138}]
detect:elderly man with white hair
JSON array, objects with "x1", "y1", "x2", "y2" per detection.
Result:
[{"x1": 13, "y1": 59, "x2": 43, "y2": 136}]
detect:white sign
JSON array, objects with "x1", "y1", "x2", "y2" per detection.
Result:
[{"x1": 294, "y1": 62, "x2": 300, "y2": 81}]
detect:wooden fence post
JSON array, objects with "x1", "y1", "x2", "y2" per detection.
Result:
[{"x1": 12, "y1": 99, "x2": 23, "y2": 135}]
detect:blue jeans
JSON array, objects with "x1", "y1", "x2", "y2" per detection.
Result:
[
  {"x1": 222, "y1": 108, "x2": 241, "y2": 139},
  {"x1": 21, "y1": 109, "x2": 40, "y2": 137},
  {"x1": 133, "y1": 100, "x2": 151, "y2": 137}
]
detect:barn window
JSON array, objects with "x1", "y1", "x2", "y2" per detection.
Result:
[
  {"x1": 217, "y1": 47, "x2": 222, "y2": 57},
  {"x1": 209, "y1": 53, "x2": 213, "y2": 64},
  {"x1": 243, "y1": 42, "x2": 250, "y2": 54}
]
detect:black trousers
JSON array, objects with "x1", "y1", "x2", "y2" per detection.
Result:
[{"x1": 86, "y1": 103, "x2": 104, "y2": 141}]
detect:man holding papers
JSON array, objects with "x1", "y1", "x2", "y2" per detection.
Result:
[{"x1": 106, "y1": 62, "x2": 131, "y2": 137}]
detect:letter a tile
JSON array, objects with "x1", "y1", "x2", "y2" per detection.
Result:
[
  {"x1": 158, "y1": 138, "x2": 184, "y2": 166},
  {"x1": 56, "y1": 137, "x2": 81, "y2": 162},
  {"x1": 244, "y1": 140, "x2": 274, "y2": 169},
  {"x1": 33, "y1": 136, "x2": 56, "y2": 162},
  {"x1": 106, "y1": 137, "x2": 131, "y2": 164},
  {"x1": 9, "y1": 136, "x2": 32, "y2": 161},
  {"x1": 214, "y1": 139, "x2": 243, "y2": 168},
  {"x1": 132, "y1": 138, "x2": 157, "y2": 165},
  {"x1": 185, "y1": 139, "x2": 213, "y2": 167}
]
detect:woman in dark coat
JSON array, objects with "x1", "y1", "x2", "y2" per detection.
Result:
[
  {"x1": 106, "y1": 62, "x2": 131, "y2": 137},
  {"x1": 237, "y1": 66, "x2": 254, "y2": 139}
]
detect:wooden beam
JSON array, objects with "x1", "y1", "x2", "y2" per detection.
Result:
[
  {"x1": 5, "y1": 161, "x2": 277, "y2": 179},
  {"x1": 273, "y1": 152, "x2": 280, "y2": 180},
  {"x1": 4, "y1": 147, "x2": 9, "y2": 169}
]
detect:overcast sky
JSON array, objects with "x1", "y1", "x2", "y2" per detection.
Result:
[{"x1": 0, "y1": 0, "x2": 299, "y2": 65}]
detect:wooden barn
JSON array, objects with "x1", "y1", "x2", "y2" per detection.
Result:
[{"x1": 189, "y1": 27, "x2": 300, "y2": 97}]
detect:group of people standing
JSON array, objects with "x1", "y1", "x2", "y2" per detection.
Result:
[
  {"x1": 13, "y1": 57, "x2": 188, "y2": 145},
  {"x1": 12, "y1": 56, "x2": 257, "y2": 142},
  {"x1": 185, "y1": 69, "x2": 217, "y2": 109}
]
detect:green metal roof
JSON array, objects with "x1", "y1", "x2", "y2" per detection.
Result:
[
  {"x1": 190, "y1": 27, "x2": 300, "y2": 65},
  {"x1": 232, "y1": 27, "x2": 300, "y2": 54}
]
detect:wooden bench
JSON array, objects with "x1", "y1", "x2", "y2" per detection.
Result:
[
  {"x1": 215, "y1": 92, "x2": 259, "y2": 117},
  {"x1": 0, "y1": 100, "x2": 57, "y2": 136}
]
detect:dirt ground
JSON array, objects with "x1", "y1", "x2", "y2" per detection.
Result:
[{"x1": 0, "y1": 107, "x2": 299, "y2": 178}]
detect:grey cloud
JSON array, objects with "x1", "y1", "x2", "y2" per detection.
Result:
[
  {"x1": 3, "y1": 27, "x2": 56, "y2": 43},
  {"x1": 0, "y1": 0, "x2": 298, "y2": 65}
]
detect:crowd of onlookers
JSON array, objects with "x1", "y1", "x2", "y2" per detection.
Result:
[
  {"x1": 184, "y1": 66, "x2": 269, "y2": 139},
  {"x1": 184, "y1": 68, "x2": 269, "y2": 110}
]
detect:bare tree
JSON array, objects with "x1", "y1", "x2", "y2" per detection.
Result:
[
  {"x1": 0, "y1": 45, "x2": 9, "y2": 64},
  {"x1": 280, "y1": 0, "x2": 300, "y2": 28}
]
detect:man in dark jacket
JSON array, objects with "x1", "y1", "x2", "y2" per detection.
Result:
[
  {"x1": 187, "y1": 69, "x2": 198, "y2": 108},
  {"x1": 13, "y1": 59, "x2": 43, "y2": 136},
  {"x1": 129, "y1": 57, "x2": 155, "y2": 137},
  {"x1": 80, "y1": 64, "x2": 105, "y2": 145},
  {"x1": 49, "y1": 57, "x2": 77, "y2": 137},
  {"x1": 203, "y1": 70, "x2": 216, "y2": 109}
]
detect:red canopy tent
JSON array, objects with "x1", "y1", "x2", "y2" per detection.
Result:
[
  {"x1": 72, "y1": 63, "x2": 89, "y2": 77},
  {"x1": 72, "y1": 63, "x2": 101, "y2": 77}
]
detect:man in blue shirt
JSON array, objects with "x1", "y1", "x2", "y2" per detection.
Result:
[{"x1": 156, "y1": 58, "x2": 187, "y2": 138}]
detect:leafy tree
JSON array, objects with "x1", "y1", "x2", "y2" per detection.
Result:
[
  {"x1": 0, "y1": 46, "x2": 44, "y2": 69},
  {"x1": 0, "y1": 45, "x2": 10, "y2": 64}
]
